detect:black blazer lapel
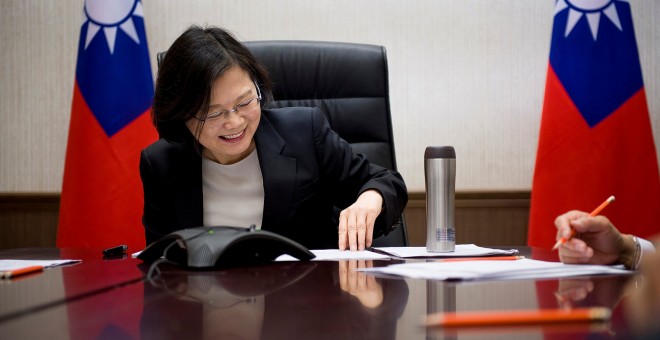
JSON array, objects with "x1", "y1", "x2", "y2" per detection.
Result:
[
  {"x1": 255, "y1": 114, "x2": 296, "y2": 233},
  {"x1": 170, "y1": 141, "x2": 204, "y2": 229}
]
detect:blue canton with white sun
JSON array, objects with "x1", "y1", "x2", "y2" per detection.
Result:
[
  {"x1": 76, "y1": 0, "x2": 154, "y2": 137},
  {"x1": 550, "y1": 0, "x2": 644, "y2": 128}
]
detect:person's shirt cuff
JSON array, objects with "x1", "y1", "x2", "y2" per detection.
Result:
[{"x1": 639, "y1": 237, "x2": 655, "y2": 254}]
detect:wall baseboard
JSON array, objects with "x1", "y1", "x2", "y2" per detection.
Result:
[
  {"x1": 0, "y1": 193, "x2": 61, "y2": 249},
  {"x1": 0, "y1": 191, "x2": 530, "y2": 249},
  {"x1": 405, "y1": 191, "x2": 530, "y2": 247}
]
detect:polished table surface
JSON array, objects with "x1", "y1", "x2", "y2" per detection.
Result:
[{"x1": 0, "y1": 247, "x2": 651, "y2": 339}]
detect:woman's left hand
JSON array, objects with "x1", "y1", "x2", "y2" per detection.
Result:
[{"x1": 338, "y1": 190, "x2": 383, "y2": 251}]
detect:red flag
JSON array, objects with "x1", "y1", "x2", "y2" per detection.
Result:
[
  {"x1": 57, "y1": 0, "x2": 157, "y2": 251},
  {"x1": 528, "y1": 0, "x2": 660, "y2": 248}
]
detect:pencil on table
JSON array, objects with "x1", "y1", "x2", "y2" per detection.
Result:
[
  {"x1": 552, "y1": 195, "x2": 615, "y2": 251},
  {"x1": 424, "y1": 307, "x2": 611, "y2": 327},
  {"x1": 436, "y1": 256, "x2": 524, "y2": 262},
  {"x1": 0, "y1": 265, "x2": 43, "y2": 279}
]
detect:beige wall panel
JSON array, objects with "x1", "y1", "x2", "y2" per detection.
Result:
[{"x1": 1, "y1": 0, "x2": 659, "y2": 192}]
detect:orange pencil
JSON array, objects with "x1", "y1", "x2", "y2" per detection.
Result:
[
  {"x1": 552, "y1": 195, "x2": 615, "y2": 251},
  {"x1": 424, "y1": 307, "x2": 611, "y2": 327},
  {"x1": 0, "y1": 265, "x2": 44, "y2": 279},
  {"x1": 437, "y1": 256, "x2": 524, "y2": 262}
]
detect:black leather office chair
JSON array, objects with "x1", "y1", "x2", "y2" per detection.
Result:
[
  {"x1": 244, "y1": 41, "x2": 407, "y2": 247},
  {"x1": 156, "y1": 41, "x2": 408, "y2": 247}
]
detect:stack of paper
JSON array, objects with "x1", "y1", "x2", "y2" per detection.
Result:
[
  {"x1": 275, "y1": 245, "x2": 517, "y2": 262},
  {"x1": 356, "y1": 258, "x2": 631, "y2": 281},
  {"x1": 276, "y1": 249, "x2": 391, "y2": 261},
  {"x1": 372, "y1": 245, "x2": 518, "y2": 258}
]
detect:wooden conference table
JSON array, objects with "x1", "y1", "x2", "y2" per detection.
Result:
[{"x1": 0, "y1": 246, "x2": 649, "y2": 339}]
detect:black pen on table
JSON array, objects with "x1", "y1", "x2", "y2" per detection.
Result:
[
  {"x1": 103, "y1": 244, "x2": 128, "y2": 256},
  {"x1": 366, "y1": 247, "x2": 396, "y2": 257}
]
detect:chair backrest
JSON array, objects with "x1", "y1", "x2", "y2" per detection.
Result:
[
  {"x1": 244, "y1": 41, "x2": 407, "y2": 247},
  {"x1": 156, "y1": 41, "x2": 408, "y2": 246}
]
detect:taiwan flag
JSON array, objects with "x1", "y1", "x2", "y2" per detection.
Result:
[
  {"x1": 57, "y1": 0, "x2": 157, "y2": 251},
  {"x1": 528, "y1": 0, "x2": 660, "y2": 248}
]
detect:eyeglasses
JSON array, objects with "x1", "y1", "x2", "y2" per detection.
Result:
[{"x1": 197, "y1": 81, "x2": 262, "y2": 123}]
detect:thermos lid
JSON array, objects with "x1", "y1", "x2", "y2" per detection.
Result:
[{"x1": 424, "y1": 146, "x2": 455, "y2": 159}]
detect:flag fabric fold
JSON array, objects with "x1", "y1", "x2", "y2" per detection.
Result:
[
  {"x1": 528, "y1": 0, "x2": 660, "y2": 248},
  {"x1": 57, "y1": 0, "x2": 157, "y2": 251}
]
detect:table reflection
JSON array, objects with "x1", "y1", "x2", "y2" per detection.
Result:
[
  {"x1": 426, "y1": 275, "x2": 632, "y2": 340},
  {"x1": 553, "y1": 276, "x2": 628, "y2": 310},
  {"x1": 339, "y1": 260, "x2": 384, "y2": 309},
  {"x1": 139, "y1": 260, "x2": 409, "y2": 339},
  {"x1": 550, "y1": 274, "x2": 660, "y2": 339},
  {"x1": 624, "y1": 252, "x2": 660, "y2": 339}
]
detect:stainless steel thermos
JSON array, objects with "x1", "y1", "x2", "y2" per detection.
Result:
[{"x1": 425, "y1": 146, "x2": 456, "y2": 252}]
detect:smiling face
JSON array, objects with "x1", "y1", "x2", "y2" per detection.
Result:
[{"x1": 186, "y1": 66, "x2": 261, "y2": 165}]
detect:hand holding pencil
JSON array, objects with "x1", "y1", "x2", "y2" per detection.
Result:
[
  {"x1": 552, "y1": 196, "x2": 615, "y2": 250},
  {"x1": 553, "y1": 197, "x2": 637, "y2": 267}
]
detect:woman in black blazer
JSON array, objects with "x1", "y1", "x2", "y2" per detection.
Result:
[{"x1": 141, "y1": 25, "x2": 407, "y2": 250}]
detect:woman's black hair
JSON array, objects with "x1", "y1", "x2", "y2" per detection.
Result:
[{"x1": 152, "y1": 25, "x2": 273, "y2": 142}]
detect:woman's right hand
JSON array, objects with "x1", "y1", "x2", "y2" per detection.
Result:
[{"x1": 554, "y1": 210, "x2": 635, "y2": 266}]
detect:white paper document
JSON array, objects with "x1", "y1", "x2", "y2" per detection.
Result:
[
  {"x1": 276, "y1": 249, "x2": 391, "y2": 261},
  {"x1": 372, "y1": 244, "x2": 519, "y2": 258},
  {"x1": 356, "y1": 258, "x2": 631, "y2": 281},
  {"x1": 0, "y1": 259, "x2": 81, "y2": 271}
]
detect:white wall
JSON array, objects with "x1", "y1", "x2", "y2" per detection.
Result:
[{"x1": 1, "y1": 0, "x2": 659, "y2": 192}]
